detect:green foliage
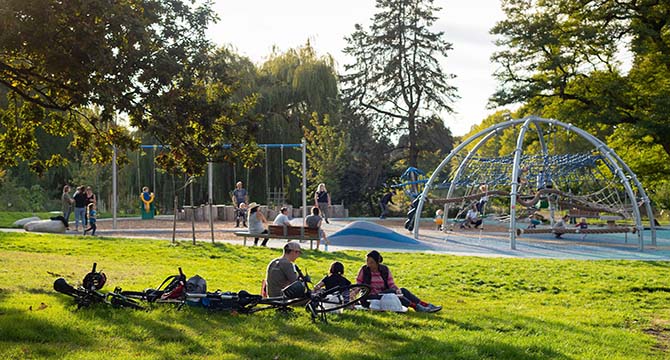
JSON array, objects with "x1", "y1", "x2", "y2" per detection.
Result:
[
  {"x1": 491, "y1": 0, "x2": 670, "y2": 157},
  {"x1": 288, "y1": 113, "x2": 348, "y2": 202},
  {"x1": 342, "y1": 0, "x2": 458, "y2": 167},
  {"x1": 0, "y1": 0, "x2": 226, "y2": 173},
  {"x1": 1, "y1": 233, "x2": 669, "y2": 359}
]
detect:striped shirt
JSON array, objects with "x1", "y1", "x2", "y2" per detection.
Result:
[{"x1": 356, "y1": 266, "x2": 397, "y2": 296}]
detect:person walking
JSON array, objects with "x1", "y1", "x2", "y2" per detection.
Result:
[
  {"x1": 314, "y1": 183, "x2": 331, "y2": 224},
  {"x1": 61, "y1": 185, "x2": 74, "y2": 230},
  {"x1": 379, "y1": 189, "x2": 395, "y2": 219}
]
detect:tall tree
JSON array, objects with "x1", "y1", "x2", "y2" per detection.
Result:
[
  {"x1": 491, "y1": 0, "x2": 670, "y2": 156},
  {"x1": 341, "y1": 0, "x2": 458, "y2": 167},
  {"x1": 0, "y1": 0, "x2": 258, "y2": 175}
]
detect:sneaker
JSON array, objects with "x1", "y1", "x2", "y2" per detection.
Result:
[
  {"x1": 325, "y1": 219, "x2": 330, "y2": 224},
  {"x1": 415, "y1": 304, "x2": 430, "y2": 312},
  {"x1": 427, "y1": 304, "x2": 442, "y2": 313}
]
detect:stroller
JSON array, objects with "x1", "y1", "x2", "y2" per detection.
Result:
[{"x1": 236, "y1": 203, "x2": 248, "y2": 228}]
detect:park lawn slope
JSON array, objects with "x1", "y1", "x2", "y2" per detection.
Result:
[{"x1": 0, "y1": 232, "x2": 669, "y2": 359}]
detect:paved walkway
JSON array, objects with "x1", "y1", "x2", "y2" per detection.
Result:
[{"x1": 9, "y1": 216, "x2": 670, "y2": 260}]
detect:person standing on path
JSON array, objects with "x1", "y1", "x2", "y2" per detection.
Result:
[
  {"x1": 73, "y1": 186, "x2": 88, "y2": 231},
  {"x1": 314, "y1": 183, "x2": 331, "y2": 224},
  {"x1": 61, "y1": 185, "x2": 74, "y2": 230}
]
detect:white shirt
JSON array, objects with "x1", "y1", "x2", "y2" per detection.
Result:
[
  {"x1": 466, "y1": 209, "x2": 479, "y2": 221},
  {"x1": 273, "y1": 213, "x2": 291, "y2": 226}
]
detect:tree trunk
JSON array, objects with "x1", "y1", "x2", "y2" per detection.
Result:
[{"x1": 408, "y1": 113, "x2": 418, "y2": 168}]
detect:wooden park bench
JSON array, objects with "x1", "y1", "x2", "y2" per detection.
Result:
[{"x1": 234, "y1": 225, "x2": 321, "y2": 249}]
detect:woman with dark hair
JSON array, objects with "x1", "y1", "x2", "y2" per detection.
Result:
[{"x1": 356, "y1": 250, "x2": 441, "y2": 313}]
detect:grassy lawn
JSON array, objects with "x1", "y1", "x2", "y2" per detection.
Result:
[
  {"x1": 1, "y1": 232, "x2": 669, "y2": 359},
  {"x1": 0, "y1": 211, "x2": 132, "y2": 228}
]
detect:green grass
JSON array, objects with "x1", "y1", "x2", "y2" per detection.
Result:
[
  {"x1": 0, "y1": 211, "x2": 132, "y2": 228},
  {"x1": 0, "y1": 212, "x2": 58, "y2": 227},
  {"x1": 1, "y1": 233, "x2": 669, "y2": 359}
]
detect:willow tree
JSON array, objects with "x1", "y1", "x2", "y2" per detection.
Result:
[
  {"x1": 255, "y1": 43, "x2": 340, "y2": 142},
  {"x1": 341, "y1": 0, "x2": 458, "y2": 168}
]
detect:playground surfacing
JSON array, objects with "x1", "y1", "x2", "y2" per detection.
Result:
[{"x1": 88, "y1": 216, "x2": 670, "y2": 261}]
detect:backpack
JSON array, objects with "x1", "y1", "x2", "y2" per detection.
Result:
[{"x1": 186, "y1": 275, "x2": 207, "y2": 294}]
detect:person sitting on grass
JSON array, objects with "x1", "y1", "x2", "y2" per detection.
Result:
[
  {"x1": 265, "y1": 241, "x2": 303, "y2": 298},
  {"x1": 356, "y1": 250, "x2": 441, "y2": 313},
  {"x1": 314, "y1": 261, "x2": 351, "y2": 291}
]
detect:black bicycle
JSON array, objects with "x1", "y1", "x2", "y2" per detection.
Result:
[
  {"x1": 119, "y1": 267, "x2": 187, "y2": 304},
  {"x1": 53, "y1": 263, "x2": 144, "y2": 310},
  {"x1": 233, "y1": 272, "x2": 371, "y2": 322}
]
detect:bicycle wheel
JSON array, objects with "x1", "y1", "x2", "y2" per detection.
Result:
[
  {"x1": 311, "y1": 284, "x2": 370, "y2": 313},
  {"x1": 108, "y1": 293, "x2": 145, "y2": 310}
]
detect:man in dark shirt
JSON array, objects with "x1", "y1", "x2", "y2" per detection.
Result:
[
  {"x1": 73, "y1": 186, "x2": 88, "y2": 231},
  {"x1": 379, "y1": 189, "x2": 395, "y2": 219}
]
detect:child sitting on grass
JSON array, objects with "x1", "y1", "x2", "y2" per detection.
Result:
[{"x1": 314, "y1": 261, "x2": 351, "y2": 304}]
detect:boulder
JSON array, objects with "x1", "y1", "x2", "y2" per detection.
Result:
[
  {"x1": 24, "y1": 220, "x2": 66, "y2": 234},
  {"x1": 13, "y1": 216, "x2": 41, "y2": 227}
]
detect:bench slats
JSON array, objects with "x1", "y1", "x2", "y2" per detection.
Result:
[{"x1": 233, "y1": 225, "x2": 321, "y2": 249}]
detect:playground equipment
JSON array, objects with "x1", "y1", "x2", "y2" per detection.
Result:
[
  {"x1": 409, "y1": 116, "x2": 656, "y2": 250},
  {"x1": 111, "y1": 141, "x2": 309, "y2": 232},
  {"x1": 393, "y1": 167, "x2": 428, "y2": 199}
]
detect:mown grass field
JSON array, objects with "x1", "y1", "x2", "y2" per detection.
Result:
[{"x1": 1, "y1": 232, "x2": 669, "y2": 359}]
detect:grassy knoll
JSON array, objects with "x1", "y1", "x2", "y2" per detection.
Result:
[{"x1": 1, "y1": 233, "x2": 669, "y2": 359}]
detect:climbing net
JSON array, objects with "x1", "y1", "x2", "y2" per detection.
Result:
[{"x1": 428, "y1": 138, "x2": 640, "y2": 222}]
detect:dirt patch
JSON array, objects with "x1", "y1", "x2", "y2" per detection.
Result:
[{"x1": 644, "y1": 318, "x2": 670, "y2": 353}]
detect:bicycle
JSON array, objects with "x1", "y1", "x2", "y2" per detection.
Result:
[
  {"x1": 53, "y1": 263, "x2": 144, "y2": 310},
  {"x1": 119, "y1": 267, "x2": 187, "y2": 304},
  {"x1": 232, "y1": 271, "x2": 371, "y2": 322}
]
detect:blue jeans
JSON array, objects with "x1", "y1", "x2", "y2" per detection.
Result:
[{"x1": 74, "y1": 207, "x2": 87, "y2": 229}]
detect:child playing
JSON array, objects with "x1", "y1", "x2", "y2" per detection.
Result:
[
  {"x1": 434, "y1": 209, "x2": 444, "y2": 231},
  {"x1": 84, "y1": 203, "x2": 97, "y2": 236},
  {"x1": 528, "y1": 212, "x2": 544, "y2": 229},
  {"x1": 576, "y1": 217, "x2": 588, "y2": 230},
  {"x1": 235, "y1": 202, "x2": 248, "y2": 228}
]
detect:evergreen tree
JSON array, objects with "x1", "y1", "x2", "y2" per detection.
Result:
[{"x1": 341, "y1": 0, "x2": 458, "y2": 167}]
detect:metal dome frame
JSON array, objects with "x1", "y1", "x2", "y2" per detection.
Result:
[{"x1": 412, "y1": 116, "x2": 656, "y2": 250}]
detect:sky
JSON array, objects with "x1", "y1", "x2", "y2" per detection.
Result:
[{"x1": 206, "y1": 0, "x2": 506, "y2": 136}]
